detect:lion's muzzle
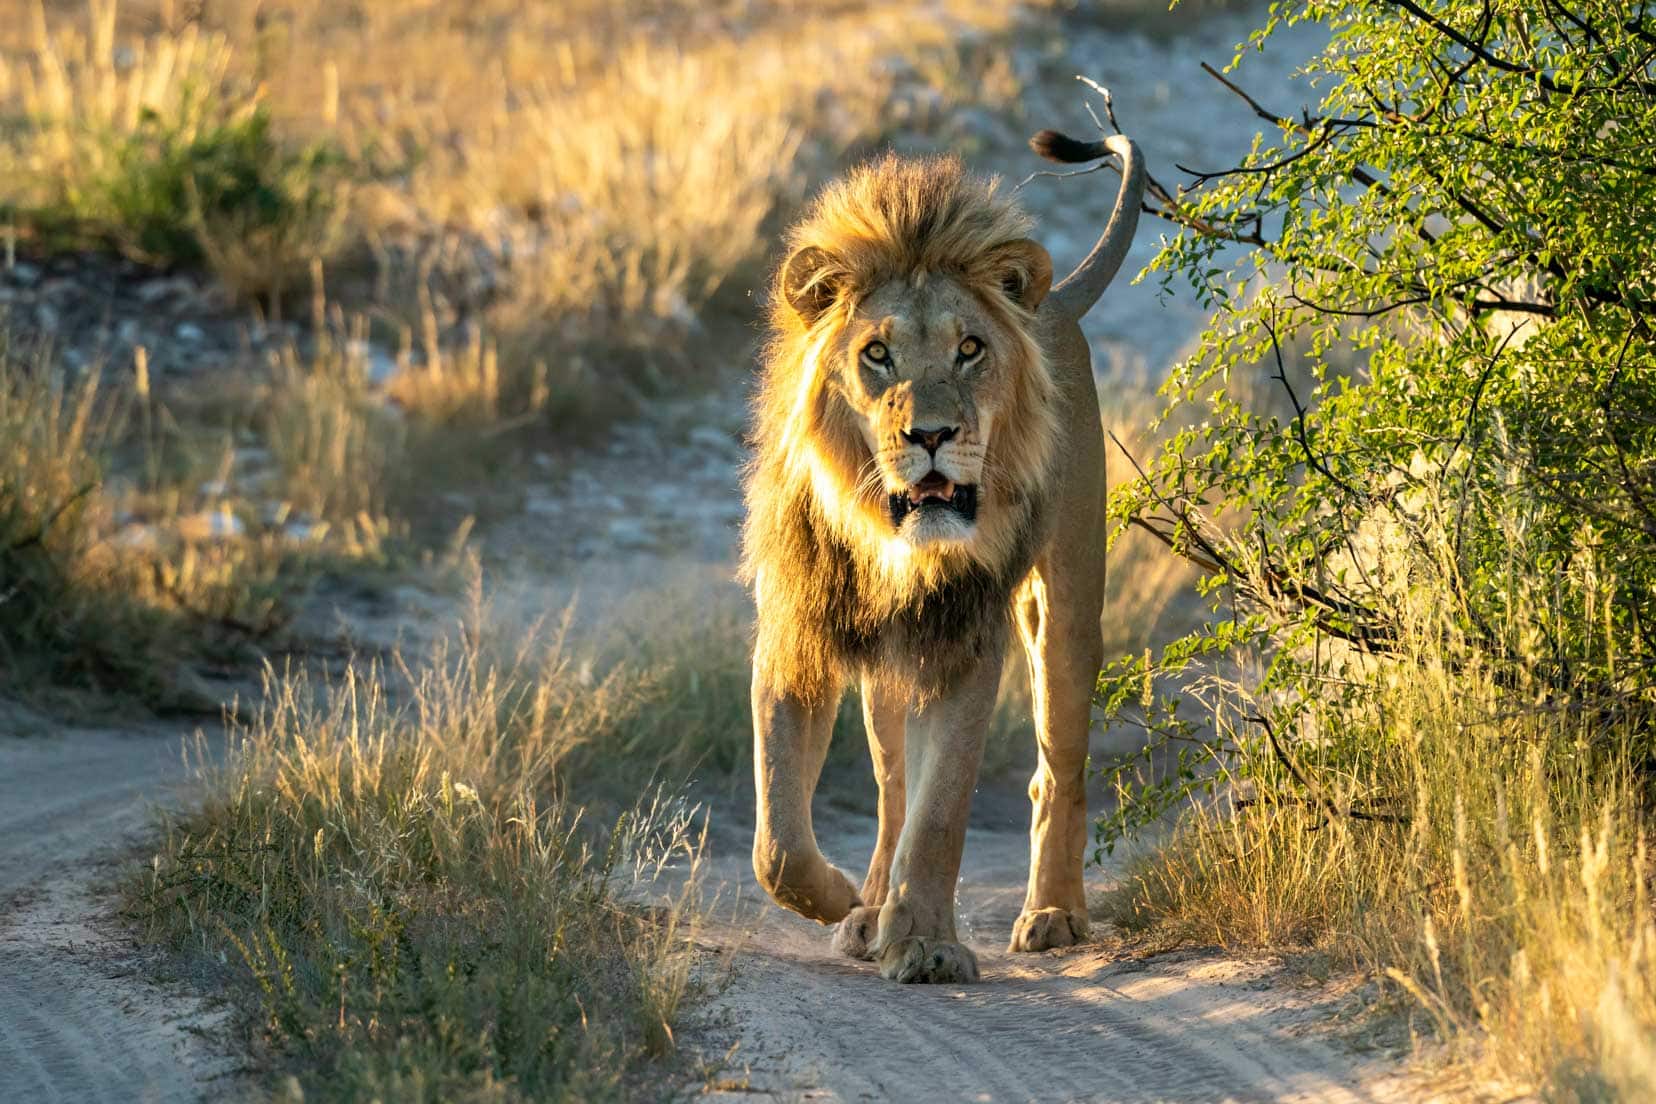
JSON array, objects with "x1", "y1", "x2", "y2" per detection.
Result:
[{"x1": 888, "y1": 473, "x2": 978, "y2": 529}]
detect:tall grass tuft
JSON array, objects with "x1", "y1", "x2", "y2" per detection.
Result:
[
  {"x1": 1102, "y1": 583, "x2": 1656, "y2": 1097},
  {"x1": 128, "y1": 588, "x2": 707, "y2": 1101},
  {"x1": 0, "y1": 0, "x2": 346, "y2": 302},
  {"x1": 0, "y1": 325, "x2": 414, "y2": 709}
]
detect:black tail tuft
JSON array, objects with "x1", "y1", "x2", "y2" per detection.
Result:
[{"x1": 1029, "y1": 129, "x2": 1108, "y2": 165}]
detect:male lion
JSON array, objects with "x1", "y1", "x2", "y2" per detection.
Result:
[{"x1": 741, "y1": 127, "x2": 1145, "y2": 983}]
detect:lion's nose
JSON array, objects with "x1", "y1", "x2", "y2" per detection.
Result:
[{"x1": 900, "y1": 425, "x2": 959, "y2": 457}]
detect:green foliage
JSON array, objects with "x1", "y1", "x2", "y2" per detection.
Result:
[
  {"x1": 96, "y1": 98, "x2": 341, "y2": 268},
  {"x1": 1100, "y1": 0, "x2": 1656, "y2": 848},
  {"x1": 16, "y1": 86, "x2": 346, "y2": 299}
]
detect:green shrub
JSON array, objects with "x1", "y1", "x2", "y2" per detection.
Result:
[
  {"x1": 99, "y1": 98, "x2": 343, "y2": 274},
  {"x1": 0, "y1": 13, "x2": 347, "y2": 303},
  {"x1": 1099, "y1": 1, "x2": 1656, "y2": 1091}
]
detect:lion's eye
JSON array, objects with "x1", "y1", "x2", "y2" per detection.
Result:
[
  {"x1": 863, "y1": 341, "x2": 890, "y2": 363},
  {"x1": 958, "y1": 336, "x2": 984, "y2": 359}
]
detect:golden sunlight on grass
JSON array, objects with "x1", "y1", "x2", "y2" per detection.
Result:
[
  {"x1": 5, "y1": 0, "x2": 1649, "y2": 1099},
  {"x1": 1100, "y1": 515, "x2": 1656, "y2": 1096},
  {"x1": 1, "y1": 0, "x2": 1031, "y2": 429},
  {"x1": 130, "y1": 584, "x2": 707, "y2": 1101}
]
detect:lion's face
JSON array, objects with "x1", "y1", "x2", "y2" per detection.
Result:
[
  {"x1": 744, "y1": 153, "x2": 1077, "y2": 703},
  {"x1": 756, "y1": 157, "x2": 1059, "y2": 585},
  {"x1": 832, "y1": 275, "x2": 1023, "y2": 547}
]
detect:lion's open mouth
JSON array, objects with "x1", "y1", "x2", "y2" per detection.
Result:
[{"x1": 888, "y1": 472, "x2": 978, "y2": 528}]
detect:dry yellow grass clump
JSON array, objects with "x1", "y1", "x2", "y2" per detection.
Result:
[
  {"x1": 130, "y1": 583, "x2": 708, "y2": 1101},
  {"x1": 1103, "y1": 532, "x2": 1656, "y2": 1096},
  {"x1": 0, "y1": 324, "x2": 421, "y2": 708}
]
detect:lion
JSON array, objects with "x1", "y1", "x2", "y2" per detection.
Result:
[{"x1": 740, "y1": 126, "x2": 1145, "y2": 983}]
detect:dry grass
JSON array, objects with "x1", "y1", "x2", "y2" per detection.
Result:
[
  {"x1": 0, "y1": 0, "x2": 347, "y2": 301},
  {"x1": 1102, "y1": 542, "x2": 1656, "y2": 1097},
  {"x1": 1098, "y1": 316, "x2": 1656, "y2": 1095},
  {"x1": 1101, "y1": 385, "x2": 1203, "y2": 659},
  {"x1": 0, "y1": 0, "x2": 1033, "y2": 432},
  {"x1": 0, "y1": 338, "x2": 249, "y2": 706},
  {"x1": 0, "y1": 323, "x2": 426, "y2": 709},
  {"x1": 126, "y1": 581, "x2": 707, "y2": 1101}
]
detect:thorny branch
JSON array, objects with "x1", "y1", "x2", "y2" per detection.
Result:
[
  {"x1": 1083, "y1": 37, "x2": 1655, "y2": 320},
  {"x1": 1107, "y1": 430, "x2": 1400, "y2": 653}
]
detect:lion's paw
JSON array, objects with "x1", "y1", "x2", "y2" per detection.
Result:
[
  {"x1": 878, "y1": 937, "x2": 980, "y2": 984},
  {"x1": 1007, "y1": 906, "x2": 1088, "y2": 952},
  {"x1": 832, "y1": 906, "x2": 882, "y2": 961}
]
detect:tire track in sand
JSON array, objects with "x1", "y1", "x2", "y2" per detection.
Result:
[
  {"x1": 693, "y1": 818, "x2": 1415, "y2": 1104},
  {"x1": 0, "y1": 728, "x2": 234, "y2": 1104}
]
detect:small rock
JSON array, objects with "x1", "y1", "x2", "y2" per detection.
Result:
[
  {"x1": 177, "y1": 509, "x2": 245, "y2": 542},
  {"x1": 688, "y1": 425, "x2": 738, "y2": 453},
  {"x1": 5, "y1": 261, "x2": 40, "y2": 285},
  {"x1": 606, "y1": 516, "x2": 653, "y2": 549},
  {"x1": 525, "y1": 495, "x2": 563, "y2": 517},
  {"x1": 350, "y1": 340, "x2": 401, "y2": 387},
  {"x1": 116, "y1": 522, "x2": 160, "y2": 551},
  {"x1": 175, "y1": 322, "x2": 206, "y2": 342},
  {"x1": 282, "y1": 519, "x2": 327, "y2": 543},
  {"x1": 137, "y1": 276, "x2": 193, "y2": 304}
]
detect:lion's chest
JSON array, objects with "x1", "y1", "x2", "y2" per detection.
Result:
[{"x1": 807, "y1": 531, "x2": 1025, "y2": 696}]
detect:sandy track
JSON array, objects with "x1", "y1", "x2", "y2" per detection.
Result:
[
  {"x1": 0, "y1": 728, "x2": 233, "y2": 1104},
  {"x1": 694, "y1": 818, "x2": 1412, "y2": 1104}
]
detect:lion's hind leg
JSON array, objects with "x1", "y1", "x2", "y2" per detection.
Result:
[
  {"x1": 1009, "y1": 564, "x2": 1100, "y2": 952},
  {"x1": 833, "y1": 673, "x2": 906, "y2": 960}
]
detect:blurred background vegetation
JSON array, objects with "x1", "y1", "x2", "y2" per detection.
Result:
[{"x1": 0, "y1": 1, "x2": 1082, "y2": 1097}]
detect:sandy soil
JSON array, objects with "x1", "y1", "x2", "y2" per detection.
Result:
[
  {"x1": 0, "y1": 726, "x2": 1420, "y2": 1104},
  {"x1": 0, "y1": 726, "x2": 237, "y2": 1103},
  {"x1": 681, "y1": 803, "x2": 1417, "y2": 1104}
]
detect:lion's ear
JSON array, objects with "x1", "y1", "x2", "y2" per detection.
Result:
[
  {"x1": 781, "y1": 245, "x2": 843, "y2": 325},
  {"x1": 995, "y1": 238, "x2": 1054, "y2": 312}
]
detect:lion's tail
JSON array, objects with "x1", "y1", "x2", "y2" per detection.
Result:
[{"x1": 1027, "y1": 129, "x2": 1145, "y2": 322}]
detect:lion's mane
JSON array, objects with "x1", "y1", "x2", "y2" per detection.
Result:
[{"x1": 741, "y1": 154, "x2": 1058, "y2": 704}]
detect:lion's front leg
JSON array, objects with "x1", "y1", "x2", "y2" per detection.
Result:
[
  {"x1": 869, "y1": 642, "x2": 1003, "y2": 984},
  {"x1": 833, "y1": 673, "x2": 906, "y2": 960},
  {"x1": 752, "y1": 675, "x2": 861, "y2": 924}
]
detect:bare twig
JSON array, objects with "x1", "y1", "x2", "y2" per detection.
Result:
[
  {"x1": 1014, "y1": 162, "x2": 1111, "y2": 192},
  {"x1": 1246, "y1": 713, "x2": 1409, "y2": 825},
  {"x1": 6, "y1": 482, "x2": 96, "y2": 552}
]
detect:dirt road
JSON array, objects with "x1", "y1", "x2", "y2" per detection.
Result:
[
  {"x1": 689, "y1": 805, "x2": 1413, "y2": 1104},
  {"x1": 0, "y1": 726, "x2": 233, "y2": 1104},
  {"x1": 0, "y1": 725, "x2": 1416, "y2": 1104}
]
